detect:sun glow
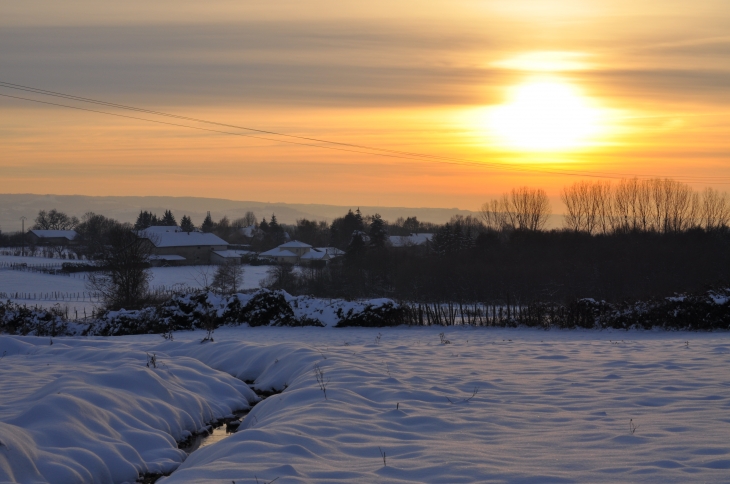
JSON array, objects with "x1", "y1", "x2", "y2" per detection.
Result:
[{"x1": 487, "y1": 78, "x2": 603, "y2": 152}]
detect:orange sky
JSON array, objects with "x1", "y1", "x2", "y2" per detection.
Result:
[{"x1": 1, "y1": 0, "x2": 729, "y2": 211}]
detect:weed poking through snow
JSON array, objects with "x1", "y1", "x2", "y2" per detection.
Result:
[
  {"x1": 146, "y1": 353, "x2": 157, "y2": 369},
  {"x1": 446, "y1": 387, "x2": 479, "y2": 404},
  {"x1": 375, "y1": 333, "x2": 382, "y2": 345},
  {"x1": 379, "y1": 446, "x2": 387, "y2": 467},
  {"x1": 314, "y1": 363, "x2": 330, "y2": 399},
  {"x1": 439, "y1": 333, "x2": 451, "y2": 345},
  {"x1": 254, "y1": 476, "x2": 280, "y2": 484},
  {"x1": 630, "y1": 419, "x2": 639, "y2": 434}
]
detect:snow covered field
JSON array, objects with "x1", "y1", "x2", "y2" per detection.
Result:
[
  {"x1": 0, "y1": 255, "x2": 272, "y2": 313},
  {"x1": 2, "y1": 327, "x2": 730, "y2": 483}
]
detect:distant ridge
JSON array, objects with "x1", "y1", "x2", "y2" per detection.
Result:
[{"x1": 0, "y1": 193, "x2": 484, "y2": 232}]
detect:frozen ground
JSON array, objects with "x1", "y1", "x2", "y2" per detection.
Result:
[{"x1": 1, "y1": 327, "x2": 730, "y2": 483}]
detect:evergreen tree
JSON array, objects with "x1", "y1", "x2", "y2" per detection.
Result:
[
  {"x1": 259, "y1": 217, "x2": 269, "y2": 233},
  {"x1": 268, "y1": 214, "x2": 286, "y2": 245},
  {"x1": 201, "y1": 211, "x2": 215, "y2": 233},
  {"x1": 180, "y1": 215, "x2": 195, "y2": 233},
  {"x1": 330, "y1": 209, "x2": 366, "y2": 249},
  {"x1": 345, "y1": 231, "x2": 366, "y2": 263},
  {"x1": 269, "y1": 214, "x2": 280, "y2": 232},
  {"x1": 369, "y1": 213, "x2": 388, "y2": 248},
  {"x1": 134, "y1": 210, "x2": 159, "y2": 230},
  {"x1": 161, "y1": 210, "x2": 177, "y2": 226}
]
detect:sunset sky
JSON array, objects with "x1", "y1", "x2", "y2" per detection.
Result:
[{"x1": 2, "y1": 0, "x2": 729, "y2": 211}]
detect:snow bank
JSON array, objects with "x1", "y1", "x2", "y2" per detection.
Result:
[
  {"x1": 157, "y1": 327, "x2": 730, "y2": 483},
  {"x1": 3, "y1": 328, "x2": 730, "y2": 482},
  {"x1": 0, "y1": 336, "x2": 258, "y2": 483}
]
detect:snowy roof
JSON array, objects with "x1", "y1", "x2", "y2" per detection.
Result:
[
  {"x1": 150, "y1": 254, "x2": 186, "y2": 261},
  {"x1": 389, "y1": 233, "x2": 434, "y2": 247},
  {"x1": 238, "y1": 225, "x2": 258, "y2": 238},
  {"x1": 143, "y1": 226, "x2": 182, "y2": 233},
  {"x1": 213, "y1": 250, "x2": 254, "y2": 258},
  {"x1": 29, "y1": 230, "x2": 77, "y2": 240},
  {"x1": 260, "y1": 248, "x2": 298, "y2": 258},
  {"x1": 279, "y1": 240, "x2": 312, "y2": 248},
  {"x1": 140, "y1": 230, "x2": 228, "y2": 248},
  {"x1": 300, "y1": 250, "x2": 329, "y2": 260}
]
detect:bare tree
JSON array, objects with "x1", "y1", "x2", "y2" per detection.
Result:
[
  {"x1": 33, "y1": 209, "x2": 79, "y2": 230},
  {"x1": 211, "y1": 260, "x2": 244, "y2": 295},
  {"x1": 562, "y1": 181, "x2": 612, "y2": 234},
  {"x1": 87, "y1": 224, "x2": 153, "y2": 310},
  {"x1": 562, "y1": 177, "x2": 704, "y2": 234},
  {"x1": 700, "y1": 187, "x2": 730, "y2": 231},
  {"x1": 263, "y1": 263, "x2": 298, "y2": 292},
  {"x1": 503, "y1": 187, "x2": 551, "y2": 231},
  {"x1": 233, "y1": 211, "x2": 258, "y2": 228},
  {"x1": 479, "y1": 199, "x2": 507, "y2": 231}
]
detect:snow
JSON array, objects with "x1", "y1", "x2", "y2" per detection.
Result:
[
  {"x1": 140, "y1": 230, "x2": 228, "y2": 248},
  {"x1": 278, "y1": 240, "x2": 312, "y2": 249},
  {"x1": 0, "y1": 335, "x2": 258, "y2": 483},
  {"x1": 28, "y1": 230, "x2": 78, "y2": 241},
  {"x1": 259, "y1": 248, "x2": 297, "y2": 257},
  {"x1": 211, "y1": 250, "x2": 254, "y2": 259},
  {"x1": 2, "y1": 328, "x2": 730, "y2": 483},
  {"x1": 0, "y1": 255, "x2": 70, "y2": 266},
  {"x1": 148, "y1": 265, "x2": 271, "y2": 291},
  {"x1": 389, "y1": 233, "x2": 433, "y2": 247}
]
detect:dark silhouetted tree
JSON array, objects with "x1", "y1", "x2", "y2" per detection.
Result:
[
  {"x1": 180, "y1": 215, "x2": 195, "y2": 233},
  {"x1": 33, "y1": 209, "x2": 79, "y2": 230},
  {"x1": 201, "y1": 211, "x2": 215, "y2": 233}
]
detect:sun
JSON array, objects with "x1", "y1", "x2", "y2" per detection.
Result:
[{"x1": 487, "y1": 78, "x2": 602, "y2": 151}]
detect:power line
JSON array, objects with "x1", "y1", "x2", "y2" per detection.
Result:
[{"x1": 1, "y1": 80, "x2": 729, "y2": 183}]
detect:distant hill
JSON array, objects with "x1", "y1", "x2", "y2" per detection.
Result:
[{"x1": 0, "y1": 193, "x2": 491, "y2": 232}]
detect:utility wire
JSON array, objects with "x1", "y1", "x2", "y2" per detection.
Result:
[{"x1": 1, "y1": 80, "x2": 729, "y2": 183}]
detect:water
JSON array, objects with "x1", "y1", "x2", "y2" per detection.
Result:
[{"x1": 179, "y1": 411, "x2": 248, "y2": 454}]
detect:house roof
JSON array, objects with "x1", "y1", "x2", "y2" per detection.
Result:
[
  {"x1": 238, "y1": 225, "x2": 258, "y2": 237},
  {"x1": 389, "y1": 233, "x2": 434, "y2": 247},
  {"x1": 140, "y1": 229, "x2": 228, "y2": 248},
  {"x1": 213, "y1": 250, "x2": 254, "y2": 258},
  {"x1": 150, "y1": 254, "x2": 186, "y2": 261},
  {"x1": 300, "y1": 250, "x2": 329, "y2": 260},
  {"x1": 279, "y1": 240, "x2": 312, "y2": 248},
  {"x1": 260, "y1": 248, "x2": 298, "y2": 258},
  {"x1": 29, "y1": 230, "x2": 78, "y2": 240}
]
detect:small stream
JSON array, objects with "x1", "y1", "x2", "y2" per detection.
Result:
[
  {"x1": 178, "y1": 409, "x2": 250, "y2": 454},
  {"x1": 138, "y1": 385, "x2": 283, "y2": 483}
]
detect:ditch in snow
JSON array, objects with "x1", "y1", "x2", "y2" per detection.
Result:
[{"x1": 139, "y1": 385, "x2": 283, "y2": 483}]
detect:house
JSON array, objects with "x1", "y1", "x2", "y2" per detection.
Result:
[
  {"x1": 27, "y1": 230, "x2": 78, "y2": 246},
  {"x1": 210, "y1": 249, "x2": 256, "y2": 265},
  {"x1": 138, "y1": 226, "x2": 229, "y2": 265},
  {"x1": 388, "y1": 233, "x2": 434, "y2": 248},
  {"x1": 259, "y1": 247, "x2": 301, "y2": 264},
  {"x1": 259, "y1": 240, "x2": 343, "y2": 265}
]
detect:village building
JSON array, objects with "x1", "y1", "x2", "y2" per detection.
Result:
[
  {"x1": 27, "y1": 229, "x2": 79, "y2": 246},
  {"x1": 388, "y1": 233, "x2": 434, "y2": 248},
  {"x1": 259, "y1": 240, "x2": 344, "y2": 265},
  {"x1": 138, "y1": 226, "x2": 228, "y2": 265},
  {"x1": 210, "y1": 249, "x2": 256, "y2": 265}
]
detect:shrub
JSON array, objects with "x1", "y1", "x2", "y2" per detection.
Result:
[{"x1": 335, "y1": 300, "x2": 405, "y2": 327}]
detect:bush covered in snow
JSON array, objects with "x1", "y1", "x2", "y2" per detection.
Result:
[
  {"x1": 0, "y1": 301, "x2": 76, "y2": 336},
  {"x1": 334, "y1": 300, "x2": 406, "y2": 327},
  {"x1": 82, "y1": 290, "x2": 324, "y2": 336}
]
